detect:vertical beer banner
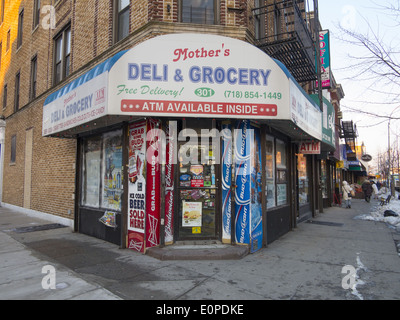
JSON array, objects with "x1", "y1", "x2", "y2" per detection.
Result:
[
  {"x1": 250, "y1": 125, "x2": 263, "y2": 253},
  {"x1": 234, "y1": 120, "x2": 252, "y2": 245},
  {"x1": 221, "y1": 122, "x2": 232, "y2": 243},
  {"x1": 164, "y1": 121, "x2": 176, "y2": 245},
  {"x1": 127, "y1": 121, "x2": 147, "y2": 252},
  {"x1": 145, "y1": 118, "x2": 161, "y2": 249}
]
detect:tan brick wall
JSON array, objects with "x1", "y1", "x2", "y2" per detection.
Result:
[
  {"x1": 3, "y1": 97, "x2": 76, "y2": 218},
  {"x1": 131, "y1": 0, "x2": 149, "y2": 30}
]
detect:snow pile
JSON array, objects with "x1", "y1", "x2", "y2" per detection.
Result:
[{"x1": 355, "y1": 192, "x2": 400, "y2": 232}]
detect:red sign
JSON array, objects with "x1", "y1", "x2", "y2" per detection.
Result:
[
  {"x1": 127, "y1": 121, "x2": 147, "y2": 253},
  {"x1": 145, "y1": 119, "x2": 161, "y2": 250},
  {"x1": 191, "y1": 179, "x2": 204, "y2": 188},
  {"x1": 299, "y1": 141, "x2": 321, "y2": 155},
  {"x1": 121, "y1": 99, "x2": 277, "y2": 117}
]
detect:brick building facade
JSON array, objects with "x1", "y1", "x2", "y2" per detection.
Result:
[
  {"x1": 0, "y1": 0, "x2": 257, "y2": 220},
  {"x1": 0, "y1": 1, "x2": 343, "y2": 252}
]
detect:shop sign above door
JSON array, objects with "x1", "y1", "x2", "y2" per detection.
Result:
[
  {"x1": 299, "y1": 141, "x2": 321, "y2": 155},
  {"x1": 43, "y1": 34, "x2": 323, "y2": 137},
  {"x1": 108, "y1": 33, "x2": 290, "y2": 120}
]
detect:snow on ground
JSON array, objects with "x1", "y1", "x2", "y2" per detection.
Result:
[{"x1": 354, "y1": 191, "x2": 400, "y2": 232}]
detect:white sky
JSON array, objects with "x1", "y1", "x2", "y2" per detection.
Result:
[{"x1": 318, "y1": 0, "x2": 400, "y2": 169}]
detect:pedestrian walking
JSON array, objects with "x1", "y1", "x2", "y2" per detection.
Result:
[
  {"x1": 342, "y1": 181, "x2": 353, "y2": 208},
  {"x1": 371, "y1": 181, "x2": 379, "y2": 200},
  {"x1": 362, "y1": 180, "x2": 373, "y2": 203},
  {"x1": 376, "y1": 180, "x2": 382, "y2": 190}
]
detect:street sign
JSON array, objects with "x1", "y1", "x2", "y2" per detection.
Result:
[{"x1": 361, "y1": 154, "x2": 372, "y2": 162}]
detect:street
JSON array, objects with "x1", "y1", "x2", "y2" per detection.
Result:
[{"x1": 0, "y1": 198, "x2": 399, "y2": 301}]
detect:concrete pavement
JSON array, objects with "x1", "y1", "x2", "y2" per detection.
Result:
[{"x1": 0, "y1": 198, "x2": 399, "y2": 300}]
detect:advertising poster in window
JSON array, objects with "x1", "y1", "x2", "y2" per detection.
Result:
[
  {"x1": 83, "y1": 139, "x2": 101, "y2": 208},
  {"x1": 265, "y1": 135, "x2": 275, "y2": 209},
  {"x1": 128, "y1": 121, "x2": 147, "y2": 252},
  {"x1": 145, "y1": 118, "x2": 161, "y2": 249},
  {"x1": 250, "y1": 126, "x2": 263, "y2": 253},
  {"x1": 277, "y1": 184, "x2": 287, "y2": 206},
  {"x1": 102, "y1": 131, "x2": 123, "y2": 211},
  {"x1": 234, "y1": 120, "x2": 251, "y2": 246},
  {"x1": 182, "y1": 201, "x2": 202, "y2": 227},
  {"x1": 221, "y1": 122, "x2": 232, "y2": 243}
]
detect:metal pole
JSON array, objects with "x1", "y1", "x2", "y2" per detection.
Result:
[
  {"x1": 388, "y1": 120, "x2": 390, "y2": 190},
  {"x1": 313, "y1": 0, "x2": 323, "y2": 112}
]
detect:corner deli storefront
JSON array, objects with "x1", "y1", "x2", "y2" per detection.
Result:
[{"x1": 43, "y1": 34, "x2": 322, "y2": 253}]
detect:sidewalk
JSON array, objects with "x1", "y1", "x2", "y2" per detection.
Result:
[{"x1": 0, "y1": 198, "x2": 399, "y2": 300}]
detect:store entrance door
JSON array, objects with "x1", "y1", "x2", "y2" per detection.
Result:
[{"x1": 176, "y1": 119, "x2": 220, "y2": 240}]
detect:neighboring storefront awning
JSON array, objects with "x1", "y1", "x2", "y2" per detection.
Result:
[
  {"x1": 43, "y1": 34, "x2": 321, "y2": 140},
  {"x1": 348, "y1": 160, "x2": 367, "y2": 172}
]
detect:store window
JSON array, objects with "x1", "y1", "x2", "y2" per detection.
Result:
[
  {"x1": 276, "y1": 139, "x2": 288, "y2": 206},
  {"x1": 81, "y1": 130, "x2": 123, "y2": 211},
  {"x1": 181, "y1": 0, "x2": 218, "y2": 25},
  {"x1": 265, "y1": 135, "x2": 288, "y2": 208},
  {"x1": 298, "y1": 153, "x2": 309, "y2": 205},
  {"x1": 265, "y1": 135, "x2": 275, "y2": 208}
]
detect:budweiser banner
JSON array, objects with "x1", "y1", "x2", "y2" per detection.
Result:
[
  {"x1": 145, "y1": 118, "x2": 161, "y2": 249},
  {"x1": 164, "y1": 121, "x2": 176, "y2": 244}
]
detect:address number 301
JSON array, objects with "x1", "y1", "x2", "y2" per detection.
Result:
[{"x1": 195, "y1": 88, "x2": 215, "y2": 98}]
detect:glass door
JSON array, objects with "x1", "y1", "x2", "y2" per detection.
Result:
[{"x1": 177, "y1": 126, "x2": 220, "y2": 240}]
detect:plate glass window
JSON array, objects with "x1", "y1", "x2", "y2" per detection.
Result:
[{"x1": 81, "y1": 130, "x2": 123, "y2": 212}]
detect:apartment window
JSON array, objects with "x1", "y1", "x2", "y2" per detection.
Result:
[
  {"x1": 115, "y1": 0, "x2": 130, "y2": 42},
  {"x1": 14, "y1": 72, "x2": 20, "y2": 112},
  {"x1": 54, "y1": 25, "x2": 71, "y2": 85},
  {"x1": 181, "y1": 0, "x2": 217, "y2": 24},
  {"x1": 6, "y1": 29, "x2": 10, "y2": 51},
  {"x1": 10, "y1": 135, "x2": 16, "y2": 164},
  {"x1": 1, "y1": 0, "x2": 4, "y2": 24},
  {"x1": 254, "y1": 0, "x2": 265, "y2": 41},
  {"x1": 33, "y1": 0, "x2": 41, "y2": 29},
  {"x1": 273, "y1": 6, "x2": 282, "y2": 41},
  {"x1": 17, "y1": 10, "x2": 24, "y2": 48},
  {"x1": 30, "y1": 56, "x2": 38, "y2": 100},
  {"x1": 3, "y1": 84, "x2": 7, "y2": 109}
]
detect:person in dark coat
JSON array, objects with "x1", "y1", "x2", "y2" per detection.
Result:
[{"x1": 361, "y1": 180, "x2": 373, "y2": 202}]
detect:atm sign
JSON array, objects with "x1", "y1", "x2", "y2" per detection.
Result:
[{"x1": 299, "y1": 141, "x2": 321, "y2": 155}]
